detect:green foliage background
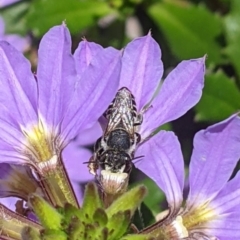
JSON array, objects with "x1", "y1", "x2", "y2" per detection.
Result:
[{"x1": 1, "y1": 0, "x2": 239, "y2": 223}]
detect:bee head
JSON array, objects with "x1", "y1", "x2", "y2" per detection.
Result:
[{"x1": 99, "y1": 150, "x2": 132, "y2": 173}]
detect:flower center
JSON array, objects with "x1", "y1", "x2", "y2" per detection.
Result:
[
  {"x1": 182, "y1": 201, "x2": 217, "y2": 230},
  {"x1": 21, "y1": 121, "x2": 60, "y2": 174}
]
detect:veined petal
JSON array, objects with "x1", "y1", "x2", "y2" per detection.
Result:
[
  {"x1": 205, "y1": 217, "x2": 240, "y2": 239},
  {"x1": 37, "y1": 24, "x2": 77, "y2": 129},
  {"x1": 0, "y1": 41, "x2": 37, "y2": 126},
  {"x1": 119, "y1": 32, "x2": 163, "y2": 110},
  {"x1": 135, "y1": 131, "x2": 184, "y2": 214},
  {"x1": 0, "y1": 142, "x2": 24, "y2": 164},
  {"x1": 0, "y1": 117, "x2": 24, "y2": 148},
  {"x1": 209, "y1": 172, "x2": 240, "y2": 215},
  {"x1": 141, "y1": 57, "x2": 205, "y2": 139},
  {"x1": 187, "y1": 115, "x2": 240, "y2": 209},
  {"x1": 61, "y1": 47, "x2": 121, "y2": 142},
  {"x1": 0, "y1": 163, "x2": 44, "y2": 201},
  {"x1": 74, "y1": 40, "x2": 103, "y2": 76}
]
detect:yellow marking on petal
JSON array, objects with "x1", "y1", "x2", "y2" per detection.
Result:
[
  {"x1": 20, "y1": 120, "x2": 78, "y2": 207},
  {"x1": 183, "y1": 201, "x2": 217, "y2": 230},
  {"x1": 24, "y1": 125, "x2": 52, "y2": 162}
]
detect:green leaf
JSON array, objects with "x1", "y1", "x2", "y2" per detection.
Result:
[
  {"x1": 0, "y1": 1, "x2": 29, "y2": 35},
  {"x1": 132, "y1": 203, "x2": 155, "y2": 231},
  {"x1": 223, "y1": 0, "x2": 240, "y2": 77},
  {"x1": 106, "y1": 185, "x2": 147, "y2": 219},
  {"x1": 138, "y1": 178, "x2": 165, "y2": 216},
  {"x1": 195, "y1": 71, "x2": 240, "y2": 121},
  {"x1": 26, "y1": 0, "x2": 114, "y2": 36},
  {"x1": 148, "y1": 1, "x2": 222, "y2": 64}
]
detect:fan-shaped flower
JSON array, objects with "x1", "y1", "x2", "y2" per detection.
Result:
[
  {"x1": 0, "y1": 23, "x2": 121, "y2": 208},
  {"x1": 138, "y1": 115, "x2": 240, "y2": 240}
]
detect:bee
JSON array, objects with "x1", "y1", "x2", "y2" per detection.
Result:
[{"x1": 88, "y1": 87, "x2": 142, "y2": 176}]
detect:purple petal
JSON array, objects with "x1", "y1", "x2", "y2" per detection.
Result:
[
  {"x1": 0, "y1": 108, "x2": 26, "y2": 164},
  {"x1": 62, "y1": 141, "x2": 94, "y2": 204},
  {"x1": 0, "y1": 141, "x2": 24, "y2": 164},
  {"x1": 0, "y1": 197, "x2": 19, "y2": 211},
  {"x1": 74, "y1": 40, "x2": 103, "y2": 76},
  {"x1": 61, "y1": 47, "x2": 121, "y2": 142},
  {"x1": 187, "y1": 115, "x2": 240, "y2": 209},
  {"x1": 141, "y1": 57, "x2": 205, "y2": 139},
  {"x1": 0, "y1": 163, "x2": 42, "y2": 200},
  {"x1": 205, "y1": 217, "x2": 240, "y2": 239},
  {"x1": 119, "y1": 32, "x2": 163, "y2": 110},
  {"x1": 74, "y1": 122, "x2": 102, "y2": 146},
  {"x1": 135, "y1": 131, "x2": 184, "y2": 213},
  {"x1": 209, "y1": 172, "x2": 240, "y2": 215},
  {"x1": 0, "y1": 117, "x2": 24, "y2": 147},
  {"x1": 4, "y1": 34, "x2": 30, "y2": 52},
  {"x1": 37, "y1": 24, "x2": 77, "y2": 129},
  {"x1": 0, "y1": 41, "x2": 37, "y2": 126}
]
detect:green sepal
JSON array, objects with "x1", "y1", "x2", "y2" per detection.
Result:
[
  {"x1": 67, "y1": 216, "x2": 85, "y2": 240},
  {"x1": 107, "y1": 210, "x2": 131, "y2": 240},
  {"x1": 28, "y1": 193, "x2": 63, "y2": 230},
  {"x1": 21, "y1": 226, "x2": 41, "y2": 240},
  {"x1": 61, "y1": 203, "x2": 81, "y2": 227},
  {"x1": 93, "y1": 208, "x2": 108, "y2": 227},
  {"x1": 106, "y1": 185, "x2": 147, "y2": 218},
  {"x1": 41, "y1": 229, "x2": 67, "y2": 240},
  {"x1": 81, "y1": 182, "x2": 103, "y2": 216},
  {"x1": 76, "y1": 182, "x2": 103, "y2": 225}
]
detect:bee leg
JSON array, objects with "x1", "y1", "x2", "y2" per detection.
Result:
[
  {"x1": 134, "y1": 132, "x2": 141, "y2": 144},
  {"x1": 88, "y1": 154, "x2": 98, "y2": 176},
  {"x1": 134, "y1": 113, "x2": 143, "y2": 126}
]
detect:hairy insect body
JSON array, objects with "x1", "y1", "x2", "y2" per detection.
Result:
[{"x1": 88, "y1": 87, "x2": 142, "y2": 176}]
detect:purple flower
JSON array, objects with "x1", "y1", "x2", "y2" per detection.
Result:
[
  {"x1": 138, "y1": 115, "x2": 240, "y2": 239},
  {"x1": 119, "y1": 32, "x2": 205, "y2": 141},
  {"x1": 0, "y1": 23, "x2": 121, "y2": 206},
  {"x1": 0, "y1": 16, "x2": 30, "y2": 52}
]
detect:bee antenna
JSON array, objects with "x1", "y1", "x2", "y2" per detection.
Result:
[
  {"x1": 83, "y1": 161, "x2": 93, "y2": 164},
  {"x1": 132, "y1": 155, "x2": 144, "y2": 163}
]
